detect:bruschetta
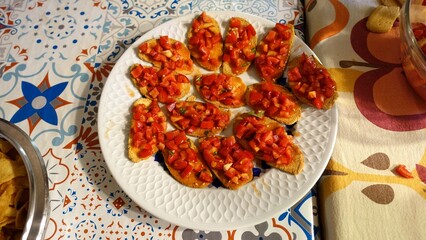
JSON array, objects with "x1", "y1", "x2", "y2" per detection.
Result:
[
  {"x1": 194, "y1": 73, "x2": 246, "y2": 108},
  {"x1": 162, "y1": 130, "x2": 213, "y2": 188},
  {"x1": 233, "y1": 113, "x2": 304, "y2": 175},
  {"x1": 287, "y1": 53, "x2": 338, "y2": 109},
  {"x1": 187, "y1": 12, "x2": 223, "y2": 71},
  {"x1": 199, "y1": 136, "x2": 254, "y2": 190},
  {"x1": 129, "y1": 64, "x2": 190, "y2": 104},
  {"x1": 166, "y1": 101, "x2": 231, "y2": 137},
  {"x1": 128, "y1": 98, "x2": 167, "y2": 163},
  {"x1": 245, "y1": 81, "x2": 301, "y2": 125},
  {"x1": 222, "y1": 17, "x2": 257, "y2": 75},
  {"x1": 254, "y1": 23, "x2": 294, "y2": 82},
  {"x1": 138, "y1": 35, "x2": 194, "y2": 74}
]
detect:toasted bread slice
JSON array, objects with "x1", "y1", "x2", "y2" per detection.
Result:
[
  {"x1": 254, "y1": 23, "x2": 294, "y2": 82},
  {"x1": 199, "y1": 136, "x2": 254, "y2": 189},
  {"x1": 222, "y1": 17, "x2": 257, "y2": 75},
  {"x1": 233, "y1": 113, "x2": 304, "y2": 175},
  {"x1": 128, "y1": 98, "x2": 167, "y2": 163},
  {"x1": 287, "y1": 53, "x2": 338, "y2": 110},
  {"x1": 166, "y1": 101, "x2": 231, "y2": 137},
  {"x1": 245, "y1": 82, "x2": 301, "y2": 125},
  {"x1": 194, "y1": 73, "x2": 246, "y2": 108},
  {"x1": 187, "y1": 12, "x2": 223, "y2": 71},
  {"x1": 162, "y1": 130, "x2": 213, "y2": 188},
  {"x1": 129, "y1": 64, "x2": 190, "y2": 104},
  {"x1": 137, "y1": 36, "x2": 193, "y2": 74}
]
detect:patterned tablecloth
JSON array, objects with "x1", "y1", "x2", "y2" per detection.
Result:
[
  {"x1": 0, "y1": 0, "x2": 321, "y2": 239},
  {"x1": 304, "y1": 0, "x2": 426, "y2": 239}
]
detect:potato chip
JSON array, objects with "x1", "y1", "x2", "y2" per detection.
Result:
[
  {"x1": 367, "y1": 5, "x2": 400, "y2": 33},
  {"x1": 15, "y1": 202, "x2": 28, "y2": 229},
  {"x1": 0, "y1": 139, "x2": 29, "y2": 239},
  {"x1": 397, "y1": 0, "x2": 406, "y2": 6},
  {"x1": 0, "y1": 139, "x2": 13, "y2": 154},
  {"x1": 380, "y1": 0, "x2": 401, "y2": 7},
  {"x1": 0, "y1": 154, "x2": 27, "y2": 187},
  {"x1": 0, "y1": 187, "x2": 19, "y2": 228}
]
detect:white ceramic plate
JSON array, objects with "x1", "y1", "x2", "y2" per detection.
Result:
[{"x1": 98, "y1": 11, "x2": 338, "y2": 231}]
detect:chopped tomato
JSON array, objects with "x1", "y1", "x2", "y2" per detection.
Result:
[
  {"x1": 168, "y1": 101, "x2": 230, "y2": 136},
  {"x1": 230, "y1": 18, "x2": 241, "y2": 28},
  {"x1": 199, "y1": 171, "x2": 213, "y2": 183},
  {"x1": 287, "y1": 53, "x2": 336, "y2": 109},
  {"x1": 234, "y1": 115, "x2": 295, "y2": 166},
  {"x1": 164, "y1": 129, "x2": 212, "y2": 183},
  {"x1": 254, "y1": 23, "x2": 293, "y2": 81},
  {"x1": 223, "y1": 18, "x2": 257, "y2": 75},
  {"x1": 200, "y1": 120, "x2": 214, "y2": 129},
  {"x1": 199, "y1": 136, "x2": 254, "y2": 184},
  {"x1": 130, "y1": 101, "x2": 166, "y2": 159},
  {"x1": 188, "y1": 12, "x2": 222, "y2": 69},
  {"x1": 247, "y1": 82, "x2": 299, "y2": 120},
  {"x1": 138, "y1": 36, "x2": 193, "y2": 71},
  {"x1": 130, "y1": 64, "x2": 189, "y2": 104},
  {"x1": 196, "y1": 73, "x2": 245, "y2": 107},
  {"x1": 395, "y1": 164, "x2": 414, "y2": 178}
]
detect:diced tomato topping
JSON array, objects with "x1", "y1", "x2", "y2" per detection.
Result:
[
  {"x1": 230, "y1": 18, "x2": 241, "y2": 28},
  {"x1": 247, "y1": 82, "x2": 298, "y2": 120},
  {"x1": 138, "y1": 36, "x2": 193, "y2": 71},
  {"x1": 130, "y1": 101, "x2": 166, "y2": 159},
  {"x1": 199, "y1": 136, "x2": 254, "y2": 184},
  {"x1": 130, "y1": 64, "x2": 189, "y2": 104},
  {"x1": 164, "y1": 130, "x2": 212, "y2": 183},
  {"x1": 200, "y1": 120, "x2": 214, "y2": 129},
  {"x1": 254, "y1": 23, "x2": 293, "y2": 81},
  {"x1": 195, "y1": 73, "x2": 244, "y2": 107},
  {"x1": 287, "y1": 53, "x2": 336, "y2": 109},
  {"x1": 234, "y1": 115, "x2": 295, "y2": 166},
  {"x1": 223, "y1": 18, "x2": 257, "y2": 75},
  {"x1": 199, "y1": 171, "x2": 213, "y2": 182},
  {"x1": 188, "y1": 12, "x2": 222, "y2": 69},
  {"x1": 168, "y1": 101, "x2": 230, "y2": 136},
  {"x1": 130, "y1": 64, "x2": 144, "y2": 78}
]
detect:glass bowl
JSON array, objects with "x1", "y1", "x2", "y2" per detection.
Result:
[{"x1": 400, "y1": 0, "x2": 426, "y2": 100}]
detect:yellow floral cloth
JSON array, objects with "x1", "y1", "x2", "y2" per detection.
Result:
[{"x1": 305, "y1": 0, "x2": 426, "y2": 239}]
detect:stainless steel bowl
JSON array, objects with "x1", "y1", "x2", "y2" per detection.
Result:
[{"x1": 0, "y1": 118, "x2": 49, "y2": 239}]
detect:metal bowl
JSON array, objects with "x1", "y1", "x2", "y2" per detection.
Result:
[{"x1": 0, "y1": 118, "x2": 49, "y2": 239}]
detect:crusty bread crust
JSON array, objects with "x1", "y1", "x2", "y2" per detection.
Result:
[
  {"x1": 187, "y1": 13, "x2": 223, "y2": 71},
  {"x1": 245, "y1": 83, "x2": 301, "y2": 125},
  {"x1": 162, "y1": 138, "x2": 212, "y2": 188},
  {"x1": 128, "y1": 98, "x2": 167, "y2": 163},
  {"x1": 129, "y1": 64, "x2": 190, "y2": 102},
  {"x1": 222, "y1": 17, "x2": 257, "y2": 76},
  {"x1": 138, "y1": 38, "x2": 193, "y2": 75},
  {"x1": 194, "y1": 74, "x2": 247, "y2": 108},
  {"x1": 233, "y1": 113, "x2": 304, "y2": 175},
  {"x1": 287, "y1": 54, "x2": 338, "y2": 110},
  {"x1": 168, "y1": 101, "x2": 231, "y2": 137}
]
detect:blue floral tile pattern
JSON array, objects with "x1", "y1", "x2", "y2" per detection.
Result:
[
  {"x1": 10, "y1": 80, "x2": 68, "y2": 126},
  {"x1": 0, "y1": 0, "x2": 318, "y2": 239}
]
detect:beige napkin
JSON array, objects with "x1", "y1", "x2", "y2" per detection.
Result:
[{"x1": 304, "y1": 0, "x2": 426, "y2": 239}]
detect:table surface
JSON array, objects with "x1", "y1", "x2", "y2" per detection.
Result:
[
  {"x1": 4, "y1": 0, "x2": 425, "y2": 239},
  {"x1": 0, "y1": 0, "x2": 320, "y2": 239}
]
